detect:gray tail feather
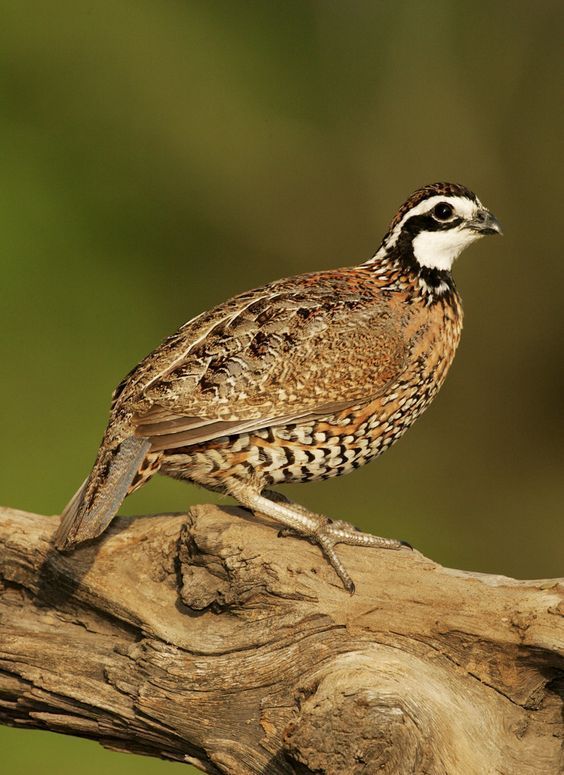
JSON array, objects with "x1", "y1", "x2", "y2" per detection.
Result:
[{"x1": 54, "y1": 436, "x2": 151, "y2": 550}]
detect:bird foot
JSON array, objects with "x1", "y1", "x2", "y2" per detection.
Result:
[
  {"x1": 228, "y1": 483, "x2": 410, "y2": 594},
  {"x1": 280, "y1": 518, "x2": 406, "y2": 593}
]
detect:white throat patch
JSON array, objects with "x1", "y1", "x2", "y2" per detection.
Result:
[{"x1": 412, "y1": 225, "x2": 481, "y2": 271}]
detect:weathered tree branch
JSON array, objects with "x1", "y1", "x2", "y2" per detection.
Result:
[{"x1": 0, "y1": 504, "x2": 562, "y2": 774}]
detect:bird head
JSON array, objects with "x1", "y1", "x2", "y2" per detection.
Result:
[{"x1": 379, "y1": 182, "x2": 502, "y2": 273}]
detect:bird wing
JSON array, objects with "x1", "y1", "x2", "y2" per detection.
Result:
[{"x1": 122, "y1": 270, "x2": 409, "y2": 450}]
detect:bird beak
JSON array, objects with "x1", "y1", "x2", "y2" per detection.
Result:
[{"x1": 469, "y1": 208, "x2": 503, "y2": 236}]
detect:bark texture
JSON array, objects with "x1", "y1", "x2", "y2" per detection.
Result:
[{"x1": 0, "y1": 504, "x2": 562, "y2": 774}]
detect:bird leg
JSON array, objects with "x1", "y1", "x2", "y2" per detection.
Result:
[{"x1": 226, "y1": 482, "x2": 406, "y2": 593}]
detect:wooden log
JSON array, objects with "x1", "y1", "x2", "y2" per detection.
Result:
[{"x1": 0, "y1": 504, "x2": 562, "y2": 774}]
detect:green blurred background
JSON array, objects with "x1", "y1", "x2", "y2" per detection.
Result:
[{"x1": 1, "y1": 1, "x2": 562, "y2": 773}]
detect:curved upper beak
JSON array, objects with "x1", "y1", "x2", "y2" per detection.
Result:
[{"x1": 469, "y1": 208, "x2": 503, "y2": 236}]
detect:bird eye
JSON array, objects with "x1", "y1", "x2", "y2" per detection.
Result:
[{"x1": 433, "y1": 202, "x2": 454, "y2": 221}]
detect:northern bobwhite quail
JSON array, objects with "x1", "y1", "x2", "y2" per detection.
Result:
[{"x1": 55, "y1": 182, "x2": 501, "y2": 592}]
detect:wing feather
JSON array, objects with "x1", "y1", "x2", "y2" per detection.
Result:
[
  {"x1": 117, "y1": 271, "x2": 409, "y2": 452},
  {"x1": 135, "y1": 399, "x2": 361, "y2": 451}
]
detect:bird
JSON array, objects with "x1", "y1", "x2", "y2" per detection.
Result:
[{"x1": 54, "y1": 182, "x2": 502, "y2": 592}]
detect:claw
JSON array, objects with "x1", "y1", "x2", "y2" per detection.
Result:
[{"x1": 277, "y1": 527, "x2": 296, "y2": 538}]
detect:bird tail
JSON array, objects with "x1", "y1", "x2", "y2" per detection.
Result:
[{"x1": 54, "y1": 436, "x2": 151, "y2": 550}]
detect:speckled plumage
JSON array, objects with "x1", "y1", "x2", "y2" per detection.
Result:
[
  {"x1": 55, "y1": 182, "x2": 501, "y2": 591},
  {"x1": 140, "y1": 268, "x2": 462, "y2": 491}
]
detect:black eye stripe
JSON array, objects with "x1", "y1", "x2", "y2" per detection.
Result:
[
  {"x1": 435, "y1": 216, "x2": 463, "y2": 231},
  {"x1": 402, "y1": 214, "x2": 463, "y2": 234}
]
